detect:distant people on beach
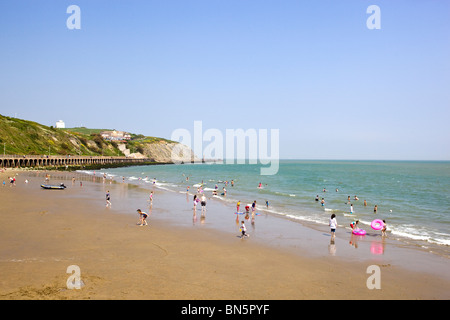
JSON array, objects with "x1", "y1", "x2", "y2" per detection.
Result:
[
  {"x1": 350, "y1": 204, "x2": 354, "y2": 214},
  {"x1": 381, "y1": 220, "x2": 387, "y2": 236},
  {"x1": 374, "y1": 205, "x2": 378, "y2": 213}
]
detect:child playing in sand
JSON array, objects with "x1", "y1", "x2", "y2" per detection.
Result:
[{"x1": 137, "y1": 209, "x2": 148, "y2": 226}]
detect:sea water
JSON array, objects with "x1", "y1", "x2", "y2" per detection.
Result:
[{"x1": 80, "y1": 160, "x2": 450, "y2": 253}]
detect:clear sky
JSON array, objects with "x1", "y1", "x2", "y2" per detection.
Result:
[{"x1": 0, "y1": 0, "x2": 449, "y2": 160}]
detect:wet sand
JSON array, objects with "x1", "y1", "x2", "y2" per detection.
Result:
[{"x1": 0, "y1": 169, "x2": 449, "y2": 300}]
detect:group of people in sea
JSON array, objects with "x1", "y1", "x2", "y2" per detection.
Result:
[
  {"x1": 321, "y1": 187, "x2": 388, "y2": 241},
  {"x1": 315, "y1": 191, "x2": 379, "y2": 214}
]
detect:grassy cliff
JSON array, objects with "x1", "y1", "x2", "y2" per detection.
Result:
[{"x1": 0, "y1": 114, "x2": 174, "y2": 158}]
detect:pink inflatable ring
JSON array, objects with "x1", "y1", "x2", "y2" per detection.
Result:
[
  {"x1": 371, "y1": 219, "x2": 384, "y2": 231},
  {"x1": 352, "y1": 229, "x2": 366, "y2": 235}
]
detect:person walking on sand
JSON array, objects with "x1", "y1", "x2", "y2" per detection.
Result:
[
  {"x1": 137, "y1": 209, "x2": 148, "y2": 226},
  {"x1": 240, "y1": 221, "x2": 249, "y2": 238},
  {"x1": 106, "y1": 191, "x2": 111, "y2": 207},
  {"x1": 329, "y1": 214, "x2": 337, "y2": 240}
]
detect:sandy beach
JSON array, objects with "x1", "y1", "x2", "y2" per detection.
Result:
[{"x1": 0, "y1": 169, "x2": 449, "y2": 300}]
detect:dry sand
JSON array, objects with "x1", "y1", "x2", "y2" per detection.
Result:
[{"x1": 0, "y1": 169, "x2": 449, "y2": 300}]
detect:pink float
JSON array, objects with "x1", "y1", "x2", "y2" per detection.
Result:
[
  {"x1": 352, "y1": 229, "x2": 366, "y2": 235},
  {"x1": 371, "y1": 219, "x2": 384, "y2": 230}
]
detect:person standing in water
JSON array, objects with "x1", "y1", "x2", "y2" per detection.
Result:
[
  {"x1": 201, "y1": 194, "x2": 207, "y2": 215},
  {"x1": 381, "y1": 220, "x2": 387, "y2": 236},
  {"x1": 329, "y1": 214, "x2": 337, "y2": 240},
  {"x1": 193, "y1": 194, "x2": 198, "y2": 213}
]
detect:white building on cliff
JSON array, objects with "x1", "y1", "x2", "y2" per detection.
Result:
[{"x1": 55, "y1": 120, "x2": 65, "y2": 128}]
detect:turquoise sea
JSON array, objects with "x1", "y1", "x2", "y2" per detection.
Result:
[{"x1": 80, "y1": 160, "x2": 450, "y2": 252}]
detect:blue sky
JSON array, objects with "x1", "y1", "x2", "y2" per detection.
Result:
[{"x1": 0, "y1": 0, "x2": 449, "y2": 160}]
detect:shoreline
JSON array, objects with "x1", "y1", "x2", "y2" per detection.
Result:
[{"x1": 1, "y1": 169, "x2": 449, "y2": 299}]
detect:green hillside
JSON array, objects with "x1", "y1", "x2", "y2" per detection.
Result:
[
  {"x1": 0, "y1": 114, "x2": 172, "y2": 157},
  {"x1": 0, "y1": 115, "x2": 121, "y2": 156}
]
